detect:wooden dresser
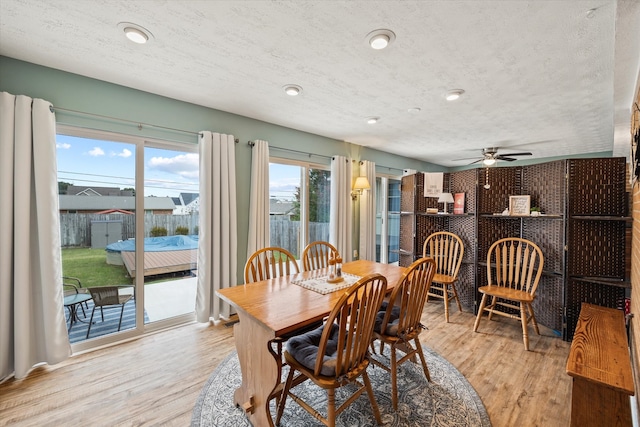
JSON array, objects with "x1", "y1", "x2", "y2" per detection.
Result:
[{"x1": 566, "y1": 303, "x2": 634, "y2": 426}]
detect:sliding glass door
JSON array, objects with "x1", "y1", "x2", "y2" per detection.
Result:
[{"x1": 57, "y1": 126, "x2": 198, "y2": 350}]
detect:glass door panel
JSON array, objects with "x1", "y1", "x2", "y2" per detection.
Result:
[
  {"x1": 57, "y1": 133, "x2": 137, "y2": 344},
  {"x1": 143, "y1": 145, "x2": 198, "y2": 325}
]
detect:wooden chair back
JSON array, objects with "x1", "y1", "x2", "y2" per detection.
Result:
[
  {"x1": 244, "y1": 246, "x2": 299, "y2": 284},
  {"x1": 487, "y1": 237, "x2": 544, "y2": 296},
  {"x1": 301, "y1": 241, "x2": 339, "y2": 271},
  {"x1": 314, "y1": 273, "x2": 387, "y2": 378},
  {"x1": 423, "y1": 231, "x2": 464, "y2": 279},
  {"x1": 378, "y1": 257, "x2": 437, "y2": 339}
]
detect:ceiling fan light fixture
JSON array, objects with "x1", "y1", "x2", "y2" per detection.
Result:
[
  {"x1": 445, "y1": 89, "x2": 464, "y2": 101},
  {"x1": 482, "y1": 158, "x2": 496, "y2": 166},
  {"x1": 118, "y1": 22, "x2": 153, "y2": 44},
  {"x1": 283, "y1": 84, "x2": 302, "y2": 96},
  {"x1": 365, "y1": 29, "x2": 396, "y2": 50}
]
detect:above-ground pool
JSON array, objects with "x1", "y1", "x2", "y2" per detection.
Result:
[{"x1": 106, "y1": 235, "x2": 199, "y2": 266}]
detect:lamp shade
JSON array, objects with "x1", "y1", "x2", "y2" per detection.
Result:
[
  {"x1": 353, "y1": 176, "x2": 371, "y2": 191},
  {"x1": 438, "y1": 192, "x2": 454, "y2": 203}
]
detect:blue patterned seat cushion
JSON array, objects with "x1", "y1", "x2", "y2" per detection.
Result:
[
  {"x1": 374, "y1": 301, "x2": 401, "y2": 336},
  {"x1": 286, "y1": 322, "x2": 340, "y2": 376}
]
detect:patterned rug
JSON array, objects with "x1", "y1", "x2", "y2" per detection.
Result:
[{"x1": 192, "y1": 346, "x2": 491, "y2": 426}]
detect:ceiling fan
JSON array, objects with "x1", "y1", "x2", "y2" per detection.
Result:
[{"x1": 459, "y1": 147, "x2": 533, "y2": 166}]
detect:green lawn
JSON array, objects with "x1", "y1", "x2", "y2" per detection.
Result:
[
  {"x1": 61, "y1": 248, "x2": 187, "y2": 287},
  {"x1": 62, "y1": 248, "x2": 132, "y2": 287}
]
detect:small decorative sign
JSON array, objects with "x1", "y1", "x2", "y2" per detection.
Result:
[{"x1": 509, "y1": 195, "x2": 531, "y2": 216}]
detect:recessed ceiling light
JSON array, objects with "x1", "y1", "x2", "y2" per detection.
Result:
[
  {"x1": 408, "y1": 107, "x2": 421, "y2": 114},
  {"x1": 445, "y1": 89, "x2": 465, "y2": 101},
  {"x1": 365, "y1": 29, "x2": 396, "y2": 50},
  {"x1": 366, "y1": 117, "x2": 380, "y2": 124},
  {"x1": 283, "y1": 84, "x2": 302, "y2": 96},
  {"x1": 117, "y1": 22, "x2": 153, "y2": 44}
]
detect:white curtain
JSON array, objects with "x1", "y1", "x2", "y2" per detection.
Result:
[
  {"x1": 247, "y1": 139, "x2": 270, "y2": 260},
  {"x1": 358, "y1": 160, "x2": 376, "y2": 261},
  {"x1": 0, "y1": 92, "x2": 70, "y2": 381},
  {"x1": 196, "y1": 132, "x2": 237, "y2": 322},
  {"x1": 330, "y1": 156, "x2": 353, "y2": 262}
]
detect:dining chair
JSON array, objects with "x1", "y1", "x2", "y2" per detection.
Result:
[
  {"x1": 275, "y1": 273, "x2": 388, "y2": 427},
  {"x1": 370, "y1": 257, "x2": 436, "y2": 410},
  {"x1": 422, "y1": 231, "x2": 464, "y2": 322},
  {"x1": 473, "y1": 237, "x2": 544, "y2": 351},
  {"x1": 86, "y1": 286, "x2": 134, "y2": 339},
  {"x1": 244, "y1": 246, "x2": 299, "y2": 284},
  {"x1": 301, "y1": 241, "x2": 339, "y2": 271}
]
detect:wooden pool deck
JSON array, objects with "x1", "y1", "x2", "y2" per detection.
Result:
[{"x1": 120, "y1": 249, "x2": 197, "y2": 278}]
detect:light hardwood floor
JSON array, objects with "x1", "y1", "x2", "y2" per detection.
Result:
[{"x1": 0, "y1": 302, "x2": 571, "y2": 426}]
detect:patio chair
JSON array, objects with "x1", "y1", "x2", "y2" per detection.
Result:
[{"x1": 86, "y1": 286, "x2": 133, "y2": 339}]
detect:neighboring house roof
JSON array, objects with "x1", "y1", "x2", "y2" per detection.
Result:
[
  {"x1": 59, "y1": 195, "x2": 175, "y2": 210},
  {"x1": 94, "y1": 209, "x2": 134, "y2": 215},
  {"x1": 66, "y1": 185, "x2": 133, "y2": 196},
  {"x1": 180, "y1": 192, "x2": 199, "y2": 205},
  {"x1": 270, "y1": 199, "x2": 295, "y2": 215},
  {"x1": 171, "y1": 197, "x2": 182, "y2": 206}
]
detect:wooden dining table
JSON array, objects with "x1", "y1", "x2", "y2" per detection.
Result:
[{"x1": 216, "y1": 259, "x2": 406, "y2": 427}]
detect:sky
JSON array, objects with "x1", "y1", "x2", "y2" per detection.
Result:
[
  {"x1": 56, "y1": 134, "x2": 198, "y2": 198},
  {"x1": 56, "y1": 134, "x2": 300, "y2": 200}
]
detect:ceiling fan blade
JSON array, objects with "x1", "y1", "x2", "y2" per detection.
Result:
[
  {"x1": 467, "y1": 159, "x2": 483, "y2": 165},
  {"x1": 498, "y1": 157, "x2": 518, "y2": 162},
  {"x1": 496, "y1": 152, "x2": 532, "y2": 157}
]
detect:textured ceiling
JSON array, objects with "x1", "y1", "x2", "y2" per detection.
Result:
[{"x1": 1, "y1": 0, "x2": 639, "y2": 167}]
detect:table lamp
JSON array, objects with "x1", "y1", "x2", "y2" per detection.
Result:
[{"x1": 438, "y1": 192, "x2": 454, "y2": 214}]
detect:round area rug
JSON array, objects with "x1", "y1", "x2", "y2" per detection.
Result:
[{"x1": 192, "y1": 346, "x2": 490, "y2": 426}]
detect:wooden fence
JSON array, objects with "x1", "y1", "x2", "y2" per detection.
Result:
[
  {"x1": 60, "y1": 214, "x2": 329, "y2": 251},
  {"x1": 60, "y1": 213, "x2": 199, "y2": 248}
]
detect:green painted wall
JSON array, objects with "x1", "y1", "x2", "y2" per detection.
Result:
[{"x1": 1, "y1": 56, "x2": 442, "y2": 282}]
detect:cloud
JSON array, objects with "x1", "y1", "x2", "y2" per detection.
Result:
[
  {"x1": 147, "y1": 153, "x2": 199, "y2": 179},
  {"x1": 116, "y1": 148, "x2": 132, "y2": 158},
  {"x1": 56, "y1": 142, "x2": 71, "y2": 149},
  {"x1": 88, "y1": 147, "x2": 105, "y2": 157}
]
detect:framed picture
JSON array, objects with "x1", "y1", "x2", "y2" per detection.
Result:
[
  {"x1": 509, "y1": 195, "x2": 531, "y2": 216},
  {"x1": 453, "y1": 193, "x2": 465, "y2": 214}
]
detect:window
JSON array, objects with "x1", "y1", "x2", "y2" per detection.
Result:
[{"x1": 269, "y1": 159, "x2": 330, "y2": 258}]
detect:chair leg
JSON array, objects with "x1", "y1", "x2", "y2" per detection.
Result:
[
  {"x1": 100, "y1": 306, "x2": 104, "y2": 322},
  {"x1": 527, "y1": 303, "x2": 540, "y2": 335},
  {"x1": 363, "y1": 370, "x2": 383, "y2": 425},
  {"x1": 117, "y1": 303, "x2": 126, "y2": 331},
  {"x1": 487, "y1": 296, "x2": 498, "y2": 321},
  {"x1": 473, "y1": 294, "x2": 488, "y2": 332},
  {"x1": 390, "y1": 343, "x2": 398, "y2": 410},
  {"x1": 451, "y1": 284, "x2": 463, "y2": 312},
  {"x1": 520, "y1": 302, "x2": 529, "y2": 351},
  {"x1": 327, "y1": 388, "x2": 336, "y2": 427},
  {"x1": 413, "y1": 338, "x2": 431, "y2": 382},
  {"x1": 275, "y1": 365, "x2": 296, "y2": 426},
  {"x1": 86, "y1": 306, "x2": 97, "y2": 339},
  {"x1": 443, "y1": 285, "x2": 450, "y2": 323}
]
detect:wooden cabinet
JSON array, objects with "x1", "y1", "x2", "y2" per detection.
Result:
[{"x1": 399, "y1": 157, "x2": 629, "y2": 340}]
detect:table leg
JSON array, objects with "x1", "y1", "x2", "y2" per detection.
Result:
[{"x1": 232, "y1": 313, "x2": 280, "y2": 427}]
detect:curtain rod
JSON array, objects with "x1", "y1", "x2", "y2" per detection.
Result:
[
  {"x1": 247, "y1": 140, "x2": 332, "y2": 160},
  {"x1": 52, "y1": 106, "x2": 242, "y2": 143}
]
